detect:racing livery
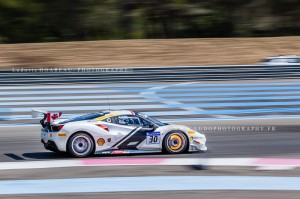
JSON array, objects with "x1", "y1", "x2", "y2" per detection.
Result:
[{"x1": 32, "y1": 110, "x2": 207, "y2": 158}]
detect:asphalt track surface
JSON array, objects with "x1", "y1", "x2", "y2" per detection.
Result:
[
  {"x1": 1, "y1": 118, "x2": 300, "y2": 198},
  {"x1": 0, "y1": 118, "x2": 300, "y2": 163},
  {"x1": 1, "y1": 191, "x2": 299, "y2": 199},
  {"x1": 1, "y1": 66, "x2": 300, "y2": 198}
]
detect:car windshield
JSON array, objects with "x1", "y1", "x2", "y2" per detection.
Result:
[
  {"x1": 145, "y1": 116, "x2": 166, "y2": 126},
  {"x1": 60, "y1": 112, "x2": 104, "y2": 124},
  {"x1": 261, "y1": 58, "x2": 271, "y2": 63}
]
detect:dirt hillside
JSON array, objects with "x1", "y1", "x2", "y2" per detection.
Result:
[{"x1": 0, "y1": 37, "x2": 299, "y2": 68}]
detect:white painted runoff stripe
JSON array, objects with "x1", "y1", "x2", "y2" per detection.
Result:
[
  {"x1": 0, "y1": 160, "x2": 79, "y2": 170},
  {"x1": 0, "y1": 96, "x2": 300, "y2": 106},
  {"x1": 0, "y1": 89, "x2": 122, "y2": 95},
  {"x1": 0, "y1": 94, "x2": 140, "y2": 101},
  {"x1": 2, "y1": 176, "x2": 300, "y2": 194},
  {"x1": 1, "y1": 157, "x2": 300, "y2": 171},
  {"x1": 0, "y1": 158, "x2": 199, "y2": 170},
  {"x1": 0, "y1": 158, "x2": 201, "y2": 170},
  {"x1": 166, "y1": 114, "x2": 300, "y2": 122},
  {"x1": 8, "y1": 107, "x2": 300, "y2": 115},
  {"x1": 1, "y1": 99, "x2": 151, "y2": 106},
  {"x1": 1, "y1": 85, "x2": 299, "y2": 95},
  {"x1": 1, "y1": 114, "x2": 300, "y2": 127},
  {"x1": 6, "y1": 101, "x2": 300, "y2": 110},
  {"x1": 2, "y1": 81, "x2": 300, "y2": 90},
  {"x1": 0, "y1": 90, "x2": 300, "y2": 101},
  {"x1": 6, "y1": 109, "x2": 300, "y2": 122},
  {"x1": 5, "y1": 110, "x2": 300, "y2": 121},
  {"x1": 2, "y1": 80, "x2": 300, "y2": 122}
]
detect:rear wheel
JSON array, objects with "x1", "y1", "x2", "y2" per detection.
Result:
[
  {"x1": 67, "y1": 132, "x2": 94, "y2": 158},
  {"x1": 163, "y1": 131, "x2": 188, "y2": 154}
]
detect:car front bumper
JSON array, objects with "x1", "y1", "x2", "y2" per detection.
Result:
[{"x1": 189, "y1": 135, "x2": 207, "y2": 152}]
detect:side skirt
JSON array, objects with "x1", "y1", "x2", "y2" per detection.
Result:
[{"x1": 95, "y1": 149, "x2": 161, "y2": 155}]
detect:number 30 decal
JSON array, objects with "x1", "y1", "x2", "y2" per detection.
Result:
[{"x1": 146, "y1": 132, "x2": 161, "y2": 144}]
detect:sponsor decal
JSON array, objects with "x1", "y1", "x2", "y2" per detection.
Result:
[
  {"x1": 97, "y1": 138, "x2": 105, "y2": 146},
  {"x1": 146, "y1": 132, "x2": 161, "y2": 144},
  {"x1": 194, "y1": 140, "x2": 201, "y2": 144},
  {"x1": 112, "y1": 150, "x2": 125, "y2": 154},
  {"x1": 96, "y1": 150, "x2": 161, "y2": 155}
]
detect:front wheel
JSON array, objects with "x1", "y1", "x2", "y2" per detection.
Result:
[
  {"x1": 67, "y1": 132, "x2": 94, "y2": 158},
  {"x1": 163, "y1": 131, "x2": 188, "y2": 154}
]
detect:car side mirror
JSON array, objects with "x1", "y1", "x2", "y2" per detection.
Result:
[{"x1": 142, "y1": 123, "x2": 155, "y2": 131}]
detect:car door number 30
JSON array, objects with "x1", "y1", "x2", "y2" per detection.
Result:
[{"x1": 146, "y1": 132, "x2": 160, "y2": 144}]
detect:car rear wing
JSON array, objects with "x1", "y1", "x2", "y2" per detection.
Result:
[{"x1": 31, "y1": 109, "x2": 62, "y2": 127}]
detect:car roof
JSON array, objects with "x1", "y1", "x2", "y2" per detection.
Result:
[
  {"x1": 58, "y1": 110, "x2": 139, "y2": 124},
  {"x1": 92, "y1": 110, "x2": 141, "y2": 121},
  {"x1": 101, "y1": 110, "x2": 136, "y2": 116}
]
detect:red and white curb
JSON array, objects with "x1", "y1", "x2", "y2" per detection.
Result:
[{"x1": 0, "y1": 158, "x2": 300, "y2": 170}]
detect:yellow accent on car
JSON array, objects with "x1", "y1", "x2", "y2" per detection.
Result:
[
  {"x1": 94, "y1": 114, "x2": 114, "y2": 121},
  {"x1": 58, "y1": 133, "x2": 67, "y2": 137},
  {"x1": 188, "y1": 130, "x2": 196, "y2": 134},
  {"x1": 94, "y1": 111, "x2": 131, "y2": 120}
]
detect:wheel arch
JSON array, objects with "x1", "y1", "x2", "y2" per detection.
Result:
[
  {"x1": 162, "y1": 129, "x2": 190, "y2": 153},
  {"x1": 66, "y1": 131, "x2": 96, "y2": 154}
]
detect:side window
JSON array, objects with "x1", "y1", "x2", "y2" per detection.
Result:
[
  {"x1": 116, "y1": 115, "x2": 141, "y2": 126},
  {"x1": 139, "y1": 117, "x2": 152, "y2": 128}
]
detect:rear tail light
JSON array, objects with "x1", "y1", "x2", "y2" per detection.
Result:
[
  {"x1": 58, "y1": 124, "x2": 64, "y2": 130},
  {"x1": 51, "y1": 124, "x2": 64, "y2": 132},
  {"x1": 96, "y1": 124, "x2": 109, "y2": 132}
]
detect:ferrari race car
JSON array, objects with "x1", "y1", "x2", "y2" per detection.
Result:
[{"x1": 32, "y1": 110, "x2": 207, "y2": 158}]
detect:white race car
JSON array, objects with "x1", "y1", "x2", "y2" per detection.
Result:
[
  {"x1": 32, "y1": 110, "x2": 207, "y2": 158},
  {"x1": 258, "y1": 55, "x2": 300, "y2": 65}
]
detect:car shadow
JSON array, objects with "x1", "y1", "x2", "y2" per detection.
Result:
[
  {"x1": 22, "y1": 152, "x2": 70, "y2": 159},
  {"x1": 22, "y1": 151, "x2": 205, "y2": 160}
]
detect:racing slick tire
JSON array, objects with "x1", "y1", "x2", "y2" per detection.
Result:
[
  {"x1": 67, "y1": 132, "x2": 95, "y2": 158},
  {"x1": 163, "y1": 130, "x2": 188, "y2": 154}
]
